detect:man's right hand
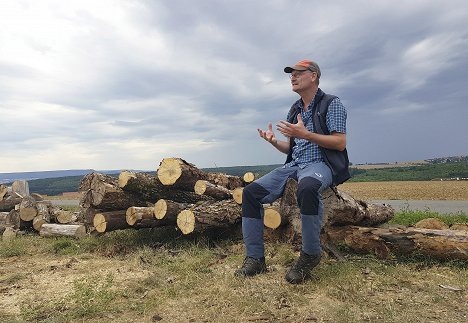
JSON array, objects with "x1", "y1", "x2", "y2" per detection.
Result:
[{"x1": 257, "y1": 122, "x2": 277, "y2": 145}]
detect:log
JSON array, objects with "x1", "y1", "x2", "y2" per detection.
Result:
[
  {"x1": 19, "y1": 196, "x2": 37, "y2": 221},
  {"x1": 119, "y1": 170, "x2": 212, "y2": 204},
  {"x1": 264, "y1": 203, "x2": 282, "y2": 229},
  {"x1": 243, "y1": 172, "x2": 255, "y2": 184},
  {"x1": 325, "y1": 225, "x2": 468, "y2": 261},
  {"x1": 157, "y1": 157, "x2": 244, "y2": 191},
  {"x1": 205, "y1": 173, "x2": 244, "y2": 190},
  {"x1": 154, "y1": 199, "x2": 191, "y2": 224},
  {"x1": 232, "y1": 187, "x2": 243, "y2": 205},
  {"x1": 11, "y1": 180, "x2": 29, "y2": 197},
  {"x1": 32, "y1": 202, "x2": 51, "y2": 231},
  {"x1": 126, "y1": 206, "x2": 155, "y2": 226},
  {"x1": 279, "y1": 179, "x2": 394, "y2": 228},
  {"x1": 177, "y1": 200, "x2": 241, "y2": 234},
  {"x1": 79, "y1": 172, "x2": 146, "y2": 210},
  {"x1": 93, "y1": 210, "x2": 130, "y2": 233},
  {"x1": 79, "y1": 207, "x2": 101, "y2": 225},
  {"x1": 0, "y1": 197, "x2": 22, "y2": 212},
  {"x1": 194, "y1": 180, "x2": 232, "y2": 200},
  {"x1": 157, "y1": 158, "x2": 207, "y2": 190},
  {"x1": 49, "y1": 206, "x2": 74, "y2": 224},
  {"x1": 0, "y1": 185, "x2": 8, "y2": 200},
  {"x1": 39, "y1": 223, "x2": 87, "y2": 238}
]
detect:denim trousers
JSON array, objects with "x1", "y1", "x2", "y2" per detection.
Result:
[{"x1": 241, "y1": 162, "x2": 332, "y2": 258}]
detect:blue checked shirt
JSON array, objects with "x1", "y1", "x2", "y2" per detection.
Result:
[{"x1": 284, "y1": 96, "x2": 347, "y2": 168}]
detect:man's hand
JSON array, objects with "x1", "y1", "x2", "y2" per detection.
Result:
[
  {"x1": 276, "y1": 114, "x2": 308, "y2": 139},
  {"x1": 257, "y1": 122, "x2": 278, "y2": 144}
]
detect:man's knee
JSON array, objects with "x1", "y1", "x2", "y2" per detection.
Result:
[
  {"x1": 242, "y1": 182, "x2": 269, "y2": 219},
  {"x1": 297, "y1": 177, "x2": 322, "y2": 215}
]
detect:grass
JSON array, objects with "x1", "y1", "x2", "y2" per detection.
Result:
[
  {"x1": 389, "y1": 208, "x2": 468, "y2": 226},
  {"x1": 1, "y1": 209, "x2": 467, "y2": 323}
]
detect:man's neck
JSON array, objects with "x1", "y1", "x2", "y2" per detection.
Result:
[{"x1": 299, "y1": 86, "x2": 319, "y2": 111}]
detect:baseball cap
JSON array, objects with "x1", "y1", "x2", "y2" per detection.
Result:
[{"x1": 284, "y1": 59, "x2": 321, "y2": 78}]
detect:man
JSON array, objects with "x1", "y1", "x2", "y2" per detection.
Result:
[{"x1": 235, "y1": 59, "x2": 349, "y2": 284}]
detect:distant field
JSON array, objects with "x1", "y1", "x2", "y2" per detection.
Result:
[
  {"x1": 351, "y1": 161, "x2": 428, "y2": 170},
  {"x1": 339, "y1": 180, "x2": 468, "y2": 200}
]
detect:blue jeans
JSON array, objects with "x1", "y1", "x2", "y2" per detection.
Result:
[{"x1": 241, "y1": 162, "x2": 332, "y2": 258}]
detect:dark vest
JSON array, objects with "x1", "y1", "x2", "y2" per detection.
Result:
[{"x1": 285, "y1": 88, "x2": 350, "y2": 186}]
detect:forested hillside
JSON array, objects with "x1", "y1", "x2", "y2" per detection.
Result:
[{"x1": 20, "y1": 161, "x2": 468, "y2": 196}]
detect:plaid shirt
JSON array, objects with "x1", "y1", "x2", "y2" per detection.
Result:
[{"x1": 284, "y1": 96, "x2": 347, "y2": 168}]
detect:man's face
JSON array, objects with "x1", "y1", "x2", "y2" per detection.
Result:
[{"x1": 290, "y1": 70, "x2": 317, "y2": 92}]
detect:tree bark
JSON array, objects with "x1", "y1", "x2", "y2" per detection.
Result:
[
  {"x1": 279, "y1": 179, "x2": 394, "y2": 228},
  {"x1": 119, "y1": 170, "x2": 212, "y2": 204},
  {"x1": 157, "y1": 157, "x2": 245, "y2": 191},
  {"x1": 177, "y1": 200, "x2": 241, "y2": 234},
  {"x1": 0, "y1": 185, "x2": 8, "y2": 200},
  {"x1": 39, "y1": 223, "x2": 87, "y2": 238},
  {"x1": 325, "y1": 225, "x2": 468, "y2": 261},
  {"x1": 0, "y1": 197, "x2": 22, "y2": 212},
  {"x1": 32, "y1": 202, "x2": 51, "y2": 231},
  {"x1": 126, "y1": 206, "x2": 155, "y2": 226},
  {"x1": 79, "y1": 172, "x2": 146, "y2": 210}
]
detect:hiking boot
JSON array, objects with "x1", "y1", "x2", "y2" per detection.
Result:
[
  {"x1": 234, "y1": 257, "x2": 267, "y2": 277},
  {"x1": 285, "y1": 251, "x2": 321, "y2": 284}
]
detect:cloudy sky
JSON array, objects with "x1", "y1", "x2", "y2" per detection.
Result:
[{"x1": 1, "y1": 0, "x2": 467, "y2": 173}]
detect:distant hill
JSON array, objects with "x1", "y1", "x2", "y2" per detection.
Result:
[
  {"x1": 0, "y1": 169, "x2": 137, "y2": 184},
  {"x1": 3, "y1": 156, "x2": 466, "y2": 196}
]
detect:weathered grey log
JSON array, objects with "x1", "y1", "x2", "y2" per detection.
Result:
[
  {"x1": 0, "y1": 185, "x2": 8, "y2": 200},
  {"x1": 39, "y1": 223, "x2": 87, "y2": 238},
  {"x1": 177, "y1": 200, "x2": 241, "y2": 234},
  {"x1": 32, "y1": 202, "x2": 51, "y2": 231},
  {"x1": 49, "y1": 205, "x2": 74, "y2": 224},
  {"x1": 325, "y1": 225, "x2": 468, "y2": 261},
  {"x1": 11, "y1": 180, "x2": 29, "y2": 197},
  {"x1": 79, "y1": 172, "x2": 146, "y2": 210},
  {"x1": 19, "y1": 196, "x2": 37, "y2": 221},
  {"x1": 0, "y1": 197, "x2": 22, "y2": 212}
]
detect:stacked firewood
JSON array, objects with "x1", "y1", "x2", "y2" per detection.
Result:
[
  {"x1": 1, "y1": 182, "x2": 85, "y2": 239},
  {"x1": 3, "y1": 158, "x2": 467, "y2": 261}
]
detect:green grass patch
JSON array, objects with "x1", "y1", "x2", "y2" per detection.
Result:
[{"x1": 390, "y1": 209, "x2": 468, "y2": 226}]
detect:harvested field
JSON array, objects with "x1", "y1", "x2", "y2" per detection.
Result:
[{"x1": 338, "y1": 181, "x2": 468, "y2": 201}]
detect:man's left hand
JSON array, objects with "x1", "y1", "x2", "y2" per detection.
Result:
[{"x1": 276, "y1": 114, "x2": 309, "y2": 139}]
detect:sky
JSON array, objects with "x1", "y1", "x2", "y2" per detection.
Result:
[{"x1": 1, "y1": 0, "x2": 467, "y2": 173}]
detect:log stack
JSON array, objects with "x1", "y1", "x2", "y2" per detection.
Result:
[{"x1": 5, "y1": 157, "x2": 467, "y2": 261}]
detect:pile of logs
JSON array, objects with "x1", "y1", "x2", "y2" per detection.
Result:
[
  {"x1": 3, "y1": 157, "x2": 467, "y2": 261},
  {"x1": 0, "y1": 182, "x2": 85, "y2": 239}
]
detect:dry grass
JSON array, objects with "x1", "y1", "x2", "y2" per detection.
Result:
[
  {"x1": 339, "y1": 181, "x2": 468, "y2": 200},
  {"x1": 0, "y1": 233, "x2": 467, "y2": 323}
]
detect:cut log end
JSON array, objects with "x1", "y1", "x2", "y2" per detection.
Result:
[
  {"x1": 118, "y1": 171, "x2": 136, "y2": 188},
  {"x1": 232, "y1": 187, "x2": 243, "y2": 205},
  {"x1": 154, "y1": 199, "x2": 167, "y2": 219},
  {"x1": 243, "y1": 172, "x2": 255, "y2": 183},
  {"x1": 177, "y1": 210, "x2": 195, "y2": 235},
  {"x1": 264, "y1": 207, "x2": 281, "y2": 229},
  {"x1": 158, "y1": 158, "x2": 182, "y2": 185},
  {"x1": 20, "y1": 208, "x2": 37, "y2": 221},
  {"x1": 194, "y1": 180, "x2": 207, "y2": 195},
  {"x1": 126, "y1": 207, "x2": 138, "y2": 226},
  {"x1": 93, "y1": 213, "x2": 107, "y2": 233}
]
